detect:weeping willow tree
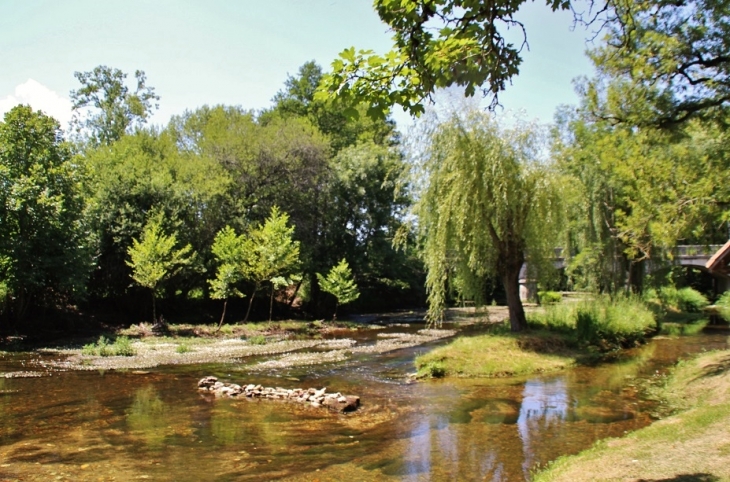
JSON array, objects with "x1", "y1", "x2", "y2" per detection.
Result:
[{"x1": 415, "y1": 109, "x2": 563, "y2": 332}]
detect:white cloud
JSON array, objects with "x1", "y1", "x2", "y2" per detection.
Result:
[{"x1": 0, "y1": 79, "x2": 73, "y2": 129}]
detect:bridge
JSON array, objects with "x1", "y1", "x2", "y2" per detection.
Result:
[{"x1": 519, "y1": 243, "x2": 730, "y2": 301}]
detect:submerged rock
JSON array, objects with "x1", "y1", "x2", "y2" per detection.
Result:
[{"x1": 197, "y1": 376, "x2": 360, "y2": 413}]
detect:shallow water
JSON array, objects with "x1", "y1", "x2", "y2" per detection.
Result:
[{"x1": 0, "y1": 327, "x2": 727, "y2": 481}]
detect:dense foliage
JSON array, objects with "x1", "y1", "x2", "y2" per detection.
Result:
[
  {"x1": 0, "y1": 106, "x2": 91, "y2": 323},
  {"x1": 0, "y1": 62, "x2": 421, "y2": 327}
]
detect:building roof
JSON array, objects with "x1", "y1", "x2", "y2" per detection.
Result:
[{"x1": 705, "y1": 239, "x2": 730, "y2": 276}]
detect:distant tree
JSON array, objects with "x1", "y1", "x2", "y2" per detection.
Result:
[
  {"x1": 323, "y1": 141, "x2": 417, "y2": 302},
  {"x1": 208, "y1": 226, "x2": 246, "y2": 328},
  {"x1": 126, "y1": 213, "x2": 194, "y2": 322},
  {"x1": 269, "y1": 60, "x2": 396, "y2": 152},
  {"x1": 271, "y1": 61, "x2": 323, "y2": 117},
  {"x1": 317, "y1": 259, "x2": 360, "y2": 321},
  {"x1": 0, "y1": 105, "x2": 91, "y2": 322},
  {"x1": 70, "y1": 65, "x2": 159, "y2": 146},
  {"x1": 242, "y1": 207, "x2": 301, "y2": 322},
  {"x1": 415, "y1": 108, "x2": 562, "y2": 331}
]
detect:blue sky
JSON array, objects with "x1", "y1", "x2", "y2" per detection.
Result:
[{"x1": 0, "y1": 0, "x2": 595, "y2": 131}]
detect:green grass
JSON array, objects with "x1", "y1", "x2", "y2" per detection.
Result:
[
  {"x1": 246, "y1": 334, "x2": 267, "y2": 345},
  {"x1": 717, "y1": 291, "x2": 730, "y2": 322},
  {"x1": 82, "y1": 335, "x2": 137, "y2": 357},
  {"x1": 175, "y1": 343, "x2": 192, "y2": 354},
  {"x1": 533, "y1": 349, "x2": 730, "y2": 481},
  {"x1": 576, "y1": 296, "x2": 656, "y2": 347},
  {"x1": 528, "y1": 295, "x2": 656, "y2": 349},
  {"x1": 415, "y1": 331, "x2": 580, "y2": 378},
  {"x1": 528, "y1": 303, "x2": 576, "y2": 334}
]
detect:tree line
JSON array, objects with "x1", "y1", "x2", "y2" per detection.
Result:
[
  {"x1": 0, "y1": 62, "x2": 423, "y2": 328},
  {"x1": 2, "y1": 0, "x2": 728, "y2": 333}
]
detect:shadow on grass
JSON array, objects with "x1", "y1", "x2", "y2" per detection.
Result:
[
  {"x1": 639, "y1": 474, "x2": 720, "y2": 482},
  {"x1": 691, "y1": 353, "x2": 730, "y2": 384}
]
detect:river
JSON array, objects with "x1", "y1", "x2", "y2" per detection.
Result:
[{"x1": 0, "y1": 325, "x2": 727, "y2": 481}]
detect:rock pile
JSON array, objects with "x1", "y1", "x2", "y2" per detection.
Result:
[{"x1": 197, "y1": 376, "x2": 360, "y2": 413}]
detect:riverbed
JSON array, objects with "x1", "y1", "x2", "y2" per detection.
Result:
[{"x1": 0, "y1": 323, "x2": 727, "y2": 481}]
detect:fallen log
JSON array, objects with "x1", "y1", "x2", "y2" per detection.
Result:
[{"x1": 197, "y1": 376, "x2": 360, "y2": 413}]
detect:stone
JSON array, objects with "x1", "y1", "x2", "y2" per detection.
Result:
[
  {"x1": 196, "y1": 377, "x2": 360, "y2": 412},
  {"x1": 197, "y1": 376, "x2": 218, "y2": 389}
]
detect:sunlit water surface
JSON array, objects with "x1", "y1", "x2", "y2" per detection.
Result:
[{"x1": 0, "y1": 326, "x2": 727, "y2": 481}]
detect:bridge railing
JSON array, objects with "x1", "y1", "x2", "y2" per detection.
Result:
[{"x1": 672, "y1": 245, "x2": 724, "y2": 257}]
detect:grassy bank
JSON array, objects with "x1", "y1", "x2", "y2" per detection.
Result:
[
  {"x1": 416, "y1": 297, "x2": 657, "y2": 379},
  {"x1": 533, "y1": 349, "x2": 730, "y2": 481},
  {"x1": 415, "y1": 330, "x2": 582, "y2": 378}
]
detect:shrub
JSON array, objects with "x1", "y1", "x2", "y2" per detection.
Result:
[
  {"x1": 81, "y1": 340, "x2": 100, "y2": 356},
  {"x1": 176, "y1": 343, "x2": 192, "y2": 354},
  {"x1": 659, "y1": 320, "x2": 708, "y2": 336},
  {"x1": 575, "y1": 296, "x2": 656, "y2": 348},
  {"x1": 417, "y1": 360, "x2": 446, "y2": 378},
  {"x1": 658, "y1": 285, "x2": 680, "y2": 309},
  {"x1": 537, "y1": 291, "x2": 562, "y2": 305},
  {"x1": 247, "y1": 335, "x2": 267, "y2": 345},
  {"x1": 82, "y1": 335, "x2": 136, "y2": 356},
  {"x1": 656, "y1": 285, "x2": 709, "y2": 313},
  {"x1": 112, "y1": 336, "x2": 136, "y2": 356},
  {"x1": 717, "y1": 291, "x2": 730, "y2": 322},
  {"x1": 676, "y1": 287, "x2": 709, "y2": 313}
]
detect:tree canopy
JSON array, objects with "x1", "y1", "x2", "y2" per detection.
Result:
[
  {"x1": 318, "y1": 0, "x2": 729, "y2": 127},
  {"x1": 584, "y1": 0, "x2": 730, "y2": 127},
  {"x1": 317, "y1": 0, "x2": 570, "y2": 119}
]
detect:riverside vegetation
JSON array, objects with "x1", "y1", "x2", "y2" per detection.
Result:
[
  {"x1": 2, "y1": 1, "x2": 730, "y2": 479},
  {"x1": 533, "y1": 348, "x2": 730, "y2": 481},
  {"x1": 416, "y1": 295, "x2": 658, "y2": 379}
]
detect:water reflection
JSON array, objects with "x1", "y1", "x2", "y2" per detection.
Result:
[
  {"x1": 0, "y1": 330, "x2": 725, "y2": 481},
  {"x1": 518, "y1": 377, "x2": 570, "y2": 477},
  {"x1": 126, "y1": 386, "x2": 170, "y2": 449},
  {"x1": 396, "y1": 343, "x2": 667, "y2": 481}
]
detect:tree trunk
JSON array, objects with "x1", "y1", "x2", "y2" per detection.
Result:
[
  {"x1": 217, "y1": 299, "x2": 228, "y2": 331},
  {"x1": 152, "y1": 291, "x2": 157, "y2": 324},
  {"x1": 627, "y1": 259, "x2": 644, "y2": 293},
  {"x1": 269, "y1": 284, "x2": 275, "y2": 322},
  {"x1": 243, "y1": 286, "x2": 257, "y2": 323},
  {"x1": 332, "y1": 300, "x2": 339, "y2": 322},
  {"x1": 502, "y1": 267, "x2": 527, "y2": 332},
  {"x1": 287, "y1": 279, "x2": 303, "y2": 308}
]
